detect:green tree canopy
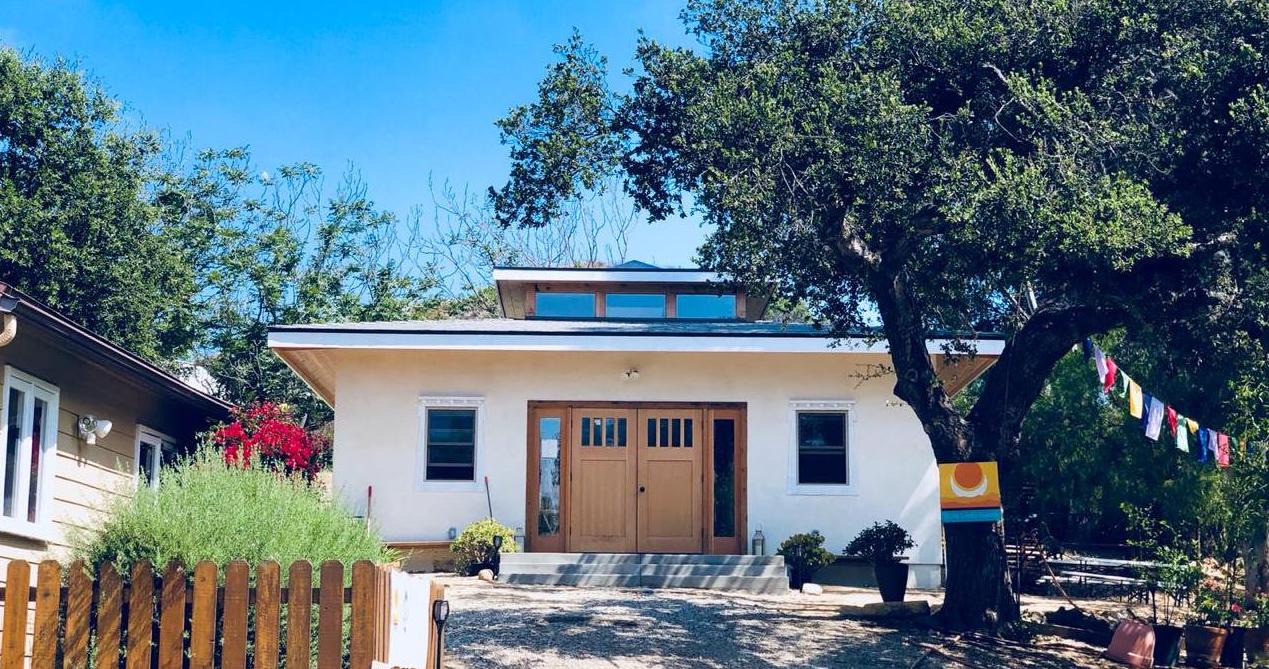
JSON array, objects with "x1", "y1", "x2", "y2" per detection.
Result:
[
  {"x1": 0, "y1": 49, "x2": 205, "y2": 362},
  {"x1": 492, "y1": 0, "x2": 1269, "y2": 627}
]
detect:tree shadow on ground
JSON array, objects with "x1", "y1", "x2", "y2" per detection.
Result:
[{"x1": 443, "y1": 584, "x2": 1112, "y2": 668}]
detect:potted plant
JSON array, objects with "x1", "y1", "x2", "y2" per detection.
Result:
[
  {"x1": 776, "y1": 531, "x2": 836, "y2": 590},
  {"x1": 1144, "y1": 547, "x2": 1202, "y2": 667},
  {"x1": 1185, "y1": 587, "x2": 1232, "y2": 668},
  {"x1": 843, "y1": 521, "x2": 915, "y2": 603},
  {"x1": 1245, "y1": 595, "x2": 1269, "y2": 666},
  {"x1": 1223, "y1": 602, "x2": 1247, "y2": 669}
]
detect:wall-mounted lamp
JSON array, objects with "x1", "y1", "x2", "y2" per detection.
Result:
[
  {"x1": 622, "y1": 368, "x2": 641, "y2": 382},
  {"x1": 77, "y1": 415, "x2": 113, "y2": 445}
]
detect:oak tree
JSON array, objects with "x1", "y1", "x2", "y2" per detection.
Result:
[{"x1": 491, "y1": 0, "x2": 1269, "y2": 627}]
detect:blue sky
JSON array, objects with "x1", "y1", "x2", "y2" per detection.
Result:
[{"x1": 0, "y1": 1, "x2": 708, "y2": 267}]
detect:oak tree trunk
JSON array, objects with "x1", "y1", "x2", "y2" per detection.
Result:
[{"x1": 942, "y1": 522, "x2": 1020, "y2": 629}]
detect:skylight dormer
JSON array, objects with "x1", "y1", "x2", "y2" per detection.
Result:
[{"x1": 492, "y1": 261, "x2": 769, "y2": 321}]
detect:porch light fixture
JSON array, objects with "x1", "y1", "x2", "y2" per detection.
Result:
[
  {"x1": 77, "y1": 415, "x2": 113, "y2": 445},
  {"x1": 622, "y1": 367, "x2": 640, "y2": 381}
]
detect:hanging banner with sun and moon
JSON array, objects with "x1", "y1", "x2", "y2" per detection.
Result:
[{"x1": 938, "y1": 461, "x2": 1003, "y2": 523}]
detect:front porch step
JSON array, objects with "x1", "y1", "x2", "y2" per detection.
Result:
[{"x1": 498, "y1": 553, "x2": 790, "y2": 593}]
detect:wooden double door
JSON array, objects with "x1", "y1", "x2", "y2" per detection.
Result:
[{"x1": 569, "y1": 407, "x2": 704, "y2": 553}]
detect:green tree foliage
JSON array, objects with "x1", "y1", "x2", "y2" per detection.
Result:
[
  {"x1": 491, "y1": 0, "x2": 1269, "y2": 627},
  {"x1": 1006, "y1": 343, "x2": 1220, "y2": 547},
  {"x1": 160, "y1": 148, "x2": 439, "y2": 422},
  {"x1": 0, "y1": 49, "x2": 205, "y2": 362},
  {"x1": 0, "y1": 48, "x2": 639, "y2": 422}
]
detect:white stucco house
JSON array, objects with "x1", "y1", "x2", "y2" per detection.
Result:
[{"x1": 267, "y1": 262, "x2": 1001, "y2": 587}]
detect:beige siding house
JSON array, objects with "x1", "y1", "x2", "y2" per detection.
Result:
[{"x1": 0, "y1": 282, "x2": 231, "y2": 647}]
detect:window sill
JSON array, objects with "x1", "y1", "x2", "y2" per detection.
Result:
[
  {"x1": 786, "y1": 484, "x2": 859, "y2": 497},
  {"x1": 416, "y1": 480, "x2": 484, "y2": 493},
  {"x1": 0, "y1": 517, "x2": 57, "y2": 543}
]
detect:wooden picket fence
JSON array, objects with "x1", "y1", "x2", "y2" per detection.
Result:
[{"x1": 0, "y1": 559, "x2": 445, "y2": 669}]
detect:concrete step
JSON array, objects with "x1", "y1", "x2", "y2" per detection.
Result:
[
  {"x1": 497, "y1": 553, "x2": 790, "y2": 593},
  {"x1": 640, "y1": 574, "x2": 789, "y2": 594},
  {"x1": 493, "y1": 561, "x2": 644, "y2": 576},
  {"x1": 499, "y1": 573, "x2": 643, "y2": 588},
  {"x1": 639, "y1": 563, "x2": 786, "y2": 578}
]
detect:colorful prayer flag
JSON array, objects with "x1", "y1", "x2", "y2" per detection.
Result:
[
  {"x1": 1145, "y1": 397, "x2": 1165, "y2": 441},
  {"x1": 1176, "y1": 414, "x2": 1190, "y2": 452},
  {"x1": 1165, "y1": 405, "x2": 1178, "y2": 436},
  {"x1": 1103, "y1": 357, "x2": 1118, "y2": 394},
  {"x1": 1216, "y1": 433, "x2": 1230, "y2": 468},
  {"x1": 1128, "y1": 380, "x2": 1144, "y2": 419}
]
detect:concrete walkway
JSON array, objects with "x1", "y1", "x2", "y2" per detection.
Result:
[{"x1": 441, "y1": 578, "x2": 1118, "y2": 668}]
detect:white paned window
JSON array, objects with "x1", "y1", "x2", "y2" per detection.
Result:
[
  {"x1": 417, "y1": 396, "x2": 485, "y2": 492},
  {"x1": 0, "y1": 366, "x2": 60, "y2": 540},
  {"x1": 787, "y1": 400, "x2": 857, "y2": 496},
  {"x1": 135, "y1": 426, "x2": 179, "y2": 489}
]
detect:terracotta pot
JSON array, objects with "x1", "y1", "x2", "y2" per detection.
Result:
[
  {"x1": 1184, "y1": 624, "x2": 1229, "y2": 668},
  {"x1": 1153, "y1": 624, "x2": 1184, "y2": 668},
  {"x1": 1246, "y1": 627, "x2": 1269, "y2": 666},
  {"x1": 873, "y1": 560, "x2": 909, "y2": 603},
  {"x1": 1222, "y1": 626, "x2": 1247, "y2": 669}
]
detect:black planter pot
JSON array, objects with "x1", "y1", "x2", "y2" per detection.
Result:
[
  {"x1": 873, "y1": 560, "x2": 909, "y2": 603},
  {"x1": 1153, "y1": 624, "x2": 1184, "y2": 668},
  {"x1": 1221, "y1": 626, "x2": 1246, "y2": 669}
]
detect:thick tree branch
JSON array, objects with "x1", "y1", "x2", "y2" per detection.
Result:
[
  {"x1": 869, "y1": 267, "x2": 973, "y2": 462},
  {"x1": 968, "y1": 302, "x2": 1128, "y2": 459}
]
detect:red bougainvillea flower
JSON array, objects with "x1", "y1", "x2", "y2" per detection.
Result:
[{"x1": 211, "y1": 402, "x2": 329, "y2": 477}]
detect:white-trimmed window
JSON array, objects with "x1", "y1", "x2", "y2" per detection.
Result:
[
  {"x1": 0, "y1": 366, "x2": 60, "y2": 539},
  {"x1": 135, "y1": 426, "x2": 179, "y2": 489},
  {"x1": 417, "y1": 396, "x2": 484, "y2": 491},
  {"x1": 788, "y1": 400, "x2": 856, "y2": 495}
]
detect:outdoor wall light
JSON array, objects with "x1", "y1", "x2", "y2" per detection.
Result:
[
  {"x1": 622, "y1": 367, "x2": 640, "y2": 381},
  {"x1": 77, "y1": 415, "x2": 113, "y2": 445}
]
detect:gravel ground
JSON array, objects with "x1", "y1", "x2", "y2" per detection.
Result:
[{"x1": 440, "y1": 578, "x2": 1120, "y2": 669}]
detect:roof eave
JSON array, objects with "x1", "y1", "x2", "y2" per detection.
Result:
[{"x1": 2, "y1": 283, "x2": 234, "y2": 418}]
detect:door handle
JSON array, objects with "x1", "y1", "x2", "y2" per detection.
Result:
[{"x1": 639, "y1": 486, "x2": 646, "y2": 493}]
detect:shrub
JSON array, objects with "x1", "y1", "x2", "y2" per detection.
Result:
[
  {"x1": 776, "y1": 531, "x2": 836, "y2": 585},
  {"x1": 75, "y1": 448, "x2": 394, "y2": 573},
  {"x1": 843, "y1": 521, "x2": 915, "y2": 563},
  {"x1": 451, "y1": 518, "x2": 518, "y2": 575}
]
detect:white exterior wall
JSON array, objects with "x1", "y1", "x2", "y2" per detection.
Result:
[{"x1": 329, "y1": 348, "x2": 944, "y2": 587}]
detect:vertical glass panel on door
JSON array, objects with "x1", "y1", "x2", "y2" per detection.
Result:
[
  {"x1": 537, "y1": 417, "x2": 562, "y2": 536},
  {"x1": 27, "y1": 398, "x2": 45, "y2": 522},
  {"x1": 713, "y1": 419, "x2": 736, "y2": 537},
  {"x1": 535, "y1": 292, "x2": 596, "y2": 318},
  {"x1": 3, "y1": 386, "x2": 23, "y2": 518},
  {"x1": 676, "y1": 294, "x2": 738, "y2": 319},
  {"x1": 605, "y1": 293, "x2": 666, "y2": 318}
]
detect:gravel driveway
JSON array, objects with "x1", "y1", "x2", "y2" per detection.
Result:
[{"x1": 441, "y1": 578, "x2": 1116, "y2": 668}]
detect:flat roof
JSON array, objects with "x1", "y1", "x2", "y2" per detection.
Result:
[
  {"x1": 492, "y1": 266, "x2": 723, "y2": 285},
  {"x1": 269, "y1": 318, "x2": 1006, "y2": 355}
]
